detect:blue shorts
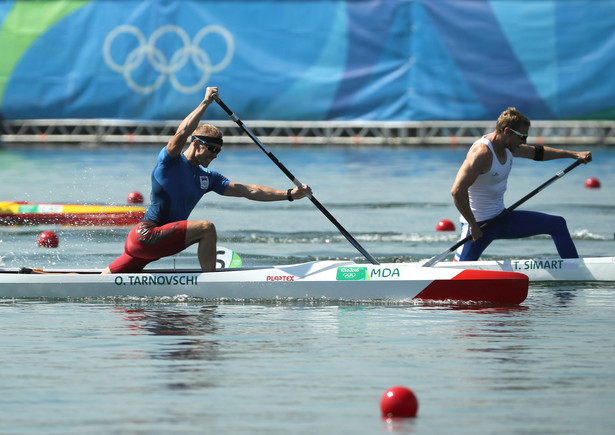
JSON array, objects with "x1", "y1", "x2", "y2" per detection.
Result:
[{"x1": 454, "y1": 210, "x2": 578, "y2": 261}]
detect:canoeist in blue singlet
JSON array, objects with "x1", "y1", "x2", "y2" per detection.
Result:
[
  {"x1": 102, "y1": 87, "x2": 312, "y2": 274},
  {"x1": 451, "y1": 107, "x2": 592, "y2": 261}
]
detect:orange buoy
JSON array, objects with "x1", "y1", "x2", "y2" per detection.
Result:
[
  {"x1": 585, "y1": 177, "x2": 601, "y2": 189},
  {"x1": 38, "y1": 231, "x2": 59, "y2": 248},
  {"x1": 127, "y1": 191, "x2": 144, "y2": 204},
  {"x1": 436, "y1": 219, "x2": 455, "y2": 231},
  {"x1": 380, "y1": 386, "x2": 418, "y2": 418}
]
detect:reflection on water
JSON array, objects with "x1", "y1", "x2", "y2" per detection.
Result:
[
  {"x1": 119, "y1": 305, "x2": 219, "y2": 336},
  {"x1": 114, "y1": 305, "x2": 221, "y2": 362}
]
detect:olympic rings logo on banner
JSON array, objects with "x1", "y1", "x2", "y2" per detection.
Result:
[{"x1": 103, "y1": 24, "x2": 234, "y2": 94}]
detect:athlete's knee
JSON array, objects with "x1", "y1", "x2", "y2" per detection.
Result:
[
  {"x1": 185, "y1": 220, "x2": 217, "y2": 246},
  {"x1": 549, "y1": 215, "x2": 569, "y2": 234},
  {"x1": 194, "y1": 220, "x2": 217, "y2": 239}
]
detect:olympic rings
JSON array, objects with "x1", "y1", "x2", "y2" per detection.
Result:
[{"x1": 103, "y1": 24, "x2": 234, "y2": 94}]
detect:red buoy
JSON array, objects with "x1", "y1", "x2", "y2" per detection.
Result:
[
  {"x1": 585, "y1": 177, "x2": 601, "y2": 189},
  {"x1": 37, "y1": 231, "x2": 59, "y2": 248},
  {"x1": 127, "y1": 191, "x2": 144, "y2": 204},
  {"x1": 380, "y1": 386, "x2": 418, "y2": 418},
  {"x1": 436, "y1": 219, "x2": 455, "y2": 232}
]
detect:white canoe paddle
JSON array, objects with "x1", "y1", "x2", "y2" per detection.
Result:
[
  {"x1": 422, "y1": 160, "x2": 584, "y2": 267},
  {"x1": 214, "y1": 96, "x2": 379, "y2": 265}
]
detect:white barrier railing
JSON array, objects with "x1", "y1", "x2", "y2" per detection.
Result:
[{"x1": 1, "y1": 119, "x2": 614, "y2": 146}]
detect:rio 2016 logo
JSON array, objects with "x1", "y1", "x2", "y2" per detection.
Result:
[
  {"x1": 335, "y1": 267, "x2": 400, "y2": 281},
  {"x1": 103, "y1": 24, "x2": 234, "y2": 94}
]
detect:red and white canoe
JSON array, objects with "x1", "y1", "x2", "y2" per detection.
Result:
[
  {"x1": 0, "y1": 260, "x2": 528, "y2": 304},
  {"x1": 0, "y1": 201, "x2": 145, "y2": 226}
]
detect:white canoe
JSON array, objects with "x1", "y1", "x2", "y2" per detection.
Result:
[
  {"x1": 433, "y1": 257, "x2": 615, "y2": 282},
  {"x1": 0, "y1": 261, "x2": 528, "y2": 304}
]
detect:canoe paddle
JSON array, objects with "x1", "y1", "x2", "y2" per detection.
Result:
[
  {"x1": 214, "y1": 96, "x2": 379, "y2": 265},
  {"x1": 422, "y1": 159, "x2": 584, "y2": 267}
]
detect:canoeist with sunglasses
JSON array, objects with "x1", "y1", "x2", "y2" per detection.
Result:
[
  {"x1": 451, "y1": 107, "x2": 592, "y2": 262},
  {"x1": 102, "y1": 87, "x2": 311, "y2": 274}
]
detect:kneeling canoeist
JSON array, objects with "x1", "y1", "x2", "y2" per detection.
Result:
[
  {"x1": 450, "y1": 107, "x2": 592, "y2": 262},
  {"x1": 102, "y1": 87, "x2": 311, "y2": 274}
]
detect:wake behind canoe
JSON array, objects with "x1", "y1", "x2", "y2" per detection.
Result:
[{"x1": 0, "y1": 261, "x2": 528, "y2": 304}]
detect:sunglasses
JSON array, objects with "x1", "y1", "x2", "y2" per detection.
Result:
[
  {"x1": 192, "y1": 136, "x2": 222, "y2": 154},
  {"x1": 507, "y1": 127, "x2": 529, "y2": 139}
]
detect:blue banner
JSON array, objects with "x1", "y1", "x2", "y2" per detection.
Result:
[{"x1": 1, "y1": 0, "x2": 614, "y2": 121}]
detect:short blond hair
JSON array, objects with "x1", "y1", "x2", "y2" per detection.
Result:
[
  {"x1": 495, "y1": 107, "x2": 530, "y2": 133},
  {"x1": 194, "y1": 123, "x2": 223, "y2": 139}
]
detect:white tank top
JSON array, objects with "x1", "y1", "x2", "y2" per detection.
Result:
[{"x1": 461, "y1": 137, "x2": 513, "y2": 223}]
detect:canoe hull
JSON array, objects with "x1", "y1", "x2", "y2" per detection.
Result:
[
  {"x1": 0, "y1": 261, "x2": 528, "y2": 304},
  {"x1": 433, "y1": 257, "x2": 615, "y2": 282}
]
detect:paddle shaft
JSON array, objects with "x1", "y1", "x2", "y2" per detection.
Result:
[
  {"x1": 214, "y1": 97, "x2": 379, "y2": 265},
  {"x1": 422, "y1": 159, "x2": 583, "y2": 267}
]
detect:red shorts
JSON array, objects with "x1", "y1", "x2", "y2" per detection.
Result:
[{"x1": 108, "y1": 221, "x2": 188, "y2": 273}]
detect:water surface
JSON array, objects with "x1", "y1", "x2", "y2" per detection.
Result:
[{"x1": 1, "y1": 145, "x2": 614, "y2": 434}]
